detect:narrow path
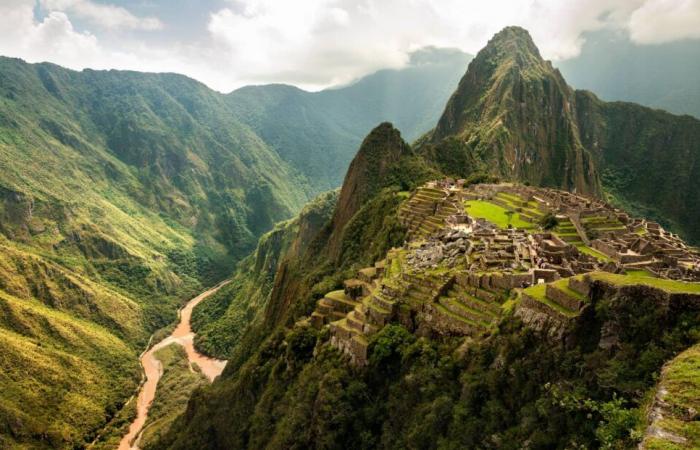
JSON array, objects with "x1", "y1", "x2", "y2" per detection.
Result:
[{"x1": 118, "y1": 281, "x2": 230, "y2": 450}]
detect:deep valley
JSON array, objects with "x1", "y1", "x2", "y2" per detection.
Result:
[{"x1": 0, "y1": 21, "x2": 699, "y2": 450}]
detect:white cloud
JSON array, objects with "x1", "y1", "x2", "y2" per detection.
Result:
[
  {"x1": 41, "y1": 0, "x2": 163, "y2": 30},
  {"x1": 0, "y1": 0, "x2": 698, "y2": 92},
  {"x1": 204, "y1": 0, "x2": 642, "y2": 87},
  {"x1": 629, "y1": 0, "x2": 700, "y2": 44},
  {"x1": 0, "y1": 1, "x2": 102, "y2": 66}
]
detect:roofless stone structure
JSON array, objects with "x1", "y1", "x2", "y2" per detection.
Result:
[{"x1": 306, "y1": 181, "x2": 700, "y2": 365}]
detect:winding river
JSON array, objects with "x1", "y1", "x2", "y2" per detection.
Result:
[{"x1": 118, "y1": 281, "x2": 230, "y2": 450}]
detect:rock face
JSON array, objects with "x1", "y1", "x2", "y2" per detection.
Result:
[
  {"x1": 574, "y1": 90, "x2": 700, "y2": 243},
  {"x1": 426, "y1": 27, "x2": 600, "y2": 196},
  {"x1": 422, "y1": 26, "x2": 700, "y2": 246},
  {"x1": 327, "y1": 123, "x2": 413, "y2": 256},
  {"x1": 641, "y1": 344, "x2": 700, "y2": 449}
]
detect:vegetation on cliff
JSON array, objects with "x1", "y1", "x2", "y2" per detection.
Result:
[{"x1": 157, "y1": 278, "x2": 699, "y2": 449}]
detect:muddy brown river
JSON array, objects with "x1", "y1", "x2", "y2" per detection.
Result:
[{"x1": 118, "y1": 281, "x2": 230, "y2": 450}]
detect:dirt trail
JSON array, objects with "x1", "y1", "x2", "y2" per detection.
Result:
[{"x1": 118, "y1": 281, "x2": 230, "y2": 450}]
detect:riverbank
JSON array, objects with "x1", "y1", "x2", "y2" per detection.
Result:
[{"x1": 118, "y1": 281, "x2": 231, "y2": 450}]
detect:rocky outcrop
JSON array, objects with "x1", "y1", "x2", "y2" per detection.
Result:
[{"x1": 640, "y1": 344, "x2": 700, "y2": 449}]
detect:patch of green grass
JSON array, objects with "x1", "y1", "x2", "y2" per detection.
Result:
[
  {"x1": 662, "y1": 344, "x2": 700, "y2": 413},
  {"x1": 464, "y1": 200, "x2": 534, "y2": 229},
  {"x1": 643, "y1": 344, "x2": 700, "y2": 449},
  {"x1": 576, "y1": 245, "x2": 613, "y2": 262},
  {"x1": 522, "y1": 283, "x2": 579, "y2": 317},
  {"x1": 551, "y1": 279, "x2": 587, "y2": 302},
  {"x1": 626, "y1": 269, "x2": 655, "y2": 278},
  {"x1": 585, "y1": 272, "x2": 700, "y2": 294}
]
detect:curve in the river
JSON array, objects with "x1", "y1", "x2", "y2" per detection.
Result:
[{"x1": 118, "y1": 281, "x2": 230, "y2": 450}]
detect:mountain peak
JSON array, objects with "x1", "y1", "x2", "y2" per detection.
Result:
[
  {"x1": 327, "y1": 122, "x2": 411, "y2": 255},
  {"x1": 489, "y1": 26, "x2": 540, "y2": 53},
  {"x1": 482, "y1": 26, "x2": 546, "y2": 74},
  {"x1": 427, "y1": 26, "x2": 600, "y2": 196}
]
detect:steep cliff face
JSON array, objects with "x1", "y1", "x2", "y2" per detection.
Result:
[
  {"x1": 191, "y1": 190, "x2": 339, "y2": 359},
  {"x1": 331, "y1": 124, "x2": 411, "y2": 229},
  {"x1": 329, "y1": 123, "x2": 434, "y2": 257},
  {"x1": 575, "y1": 90, "x2": 700, "y2": 242},
  {"x1": 427, "y1": 26, "x2": 600, "y2": 196}
]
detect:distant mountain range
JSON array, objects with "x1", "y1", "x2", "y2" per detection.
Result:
[
  {"x1": 0, "y1": 27, "x2": 699, "y2": 450},
  {"x1": 227, "y1": 47, "x2": 473, "y2": 191},
  {"x1": 557, "y1": 30, "x2": 700, "y2": 119}
]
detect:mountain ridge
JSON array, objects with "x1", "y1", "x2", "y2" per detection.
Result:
[{"x1": 152, "y1": 26, "x2": 700, "y2": 450}]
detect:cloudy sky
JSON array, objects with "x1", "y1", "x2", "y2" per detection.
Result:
[{"x1": 1, "y1": 0, "x2": 699, "y2": 92}]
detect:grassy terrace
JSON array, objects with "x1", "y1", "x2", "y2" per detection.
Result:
[
  {"x1": 495, "y1": 192, "x2": 545, "y2": 218},
  {"x1": 644, "y1": 344, "x2": 700, "y2": 449},
  {"x1": 582, "y1": 272, "x2": 700, "y2": 294},
  {"x1": 464, "y1": 200, "x2": 534, "y2": 229},
  {"x1": 521, "y1": 283, "x2": 579, "y2": 317},
  {"x1": 576, "y1": 244, "x2": 612, "y2": 262},
  {"x1": 551, "y1": 278, "x2": 586, "y2": 302},
  {"x1": 434, "y1": 303, "x2": 486, "y2": 328}
]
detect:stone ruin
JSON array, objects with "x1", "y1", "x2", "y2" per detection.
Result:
[{"x1": 307, "y1": 180, "x2": 700, "y2": 365}]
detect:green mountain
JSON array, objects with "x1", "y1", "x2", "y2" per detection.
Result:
[
  {"x1": 0, "y1": 49, "x2": 471, "y2": 449},
  {"x1": 419, "y1": 27, "x2": 700, "y2": 243},
  {"x1": 2, "y1": 23, "x2": 700, "y2": 450},
  {"x1": 154, "y1": 27, "x2": 700, "y2": 450},
  {"x1": 0, "y1": 56, "x2": 312, "y2": 449},
  {"x1": 422, "y1": 27, "x2": 600, "y2": 196},
  {"x1": 227, "y1": 48, "x2": 472, "y2": 191}
]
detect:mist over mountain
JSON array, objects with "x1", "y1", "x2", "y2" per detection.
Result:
[
  {"x1": 227, "y1": 47, "x2": 473, "y2": 191},
  {"x1": 558, "y1": 30, "x2": 700, "y2": 119},
  {"x1": 1, "y1": 18, "x2": 700, "y2": 450}
]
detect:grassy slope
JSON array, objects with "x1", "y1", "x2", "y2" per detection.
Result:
[
  {"x1": 0, "y1": 56, "x2": 312, "y2": 449},
  {"x1": 644, "y1": 344, "x2": 700, "y2": 449},
  {"x1": 464, "y1": 200, "x2": 534, "y2": 229},
  {"x1": 0, "y1": 290, "x2": 139, "y2": 449}
]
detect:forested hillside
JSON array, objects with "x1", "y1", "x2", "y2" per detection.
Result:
[
  {"x1": 227, "y1": 48, "x2": 472, "y2": 191},
  {"x1": 0, "y1": 57, "x2": 310, "y2": 449},
  {"x1": 155, "y1": 27, "x2": 700, "y2": 450}
]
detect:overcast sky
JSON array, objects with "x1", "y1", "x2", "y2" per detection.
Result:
[{"x1": 1, "y1": 0, "x2": 699, "y2": 92}]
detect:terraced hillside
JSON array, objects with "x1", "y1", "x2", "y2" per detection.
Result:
[
  {"x1": 309, "y1": 180, "x2": 700, "y2": 366},
  {"x1": 160, "y1": 178, "x2": 700, "y2": 449}
]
